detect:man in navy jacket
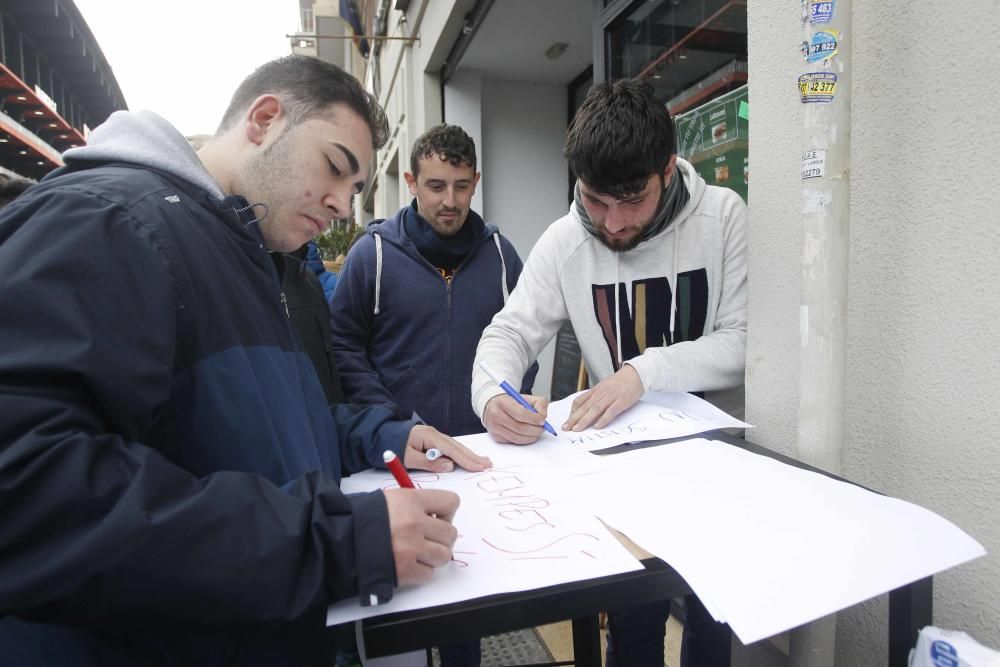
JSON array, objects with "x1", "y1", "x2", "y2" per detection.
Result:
[
  {"x1": 329, "y1": 125, "x2": 535, "y2": 439},
  {"x1": 328, "y1": 124, "x2": 534, "y2": 665},
  {"x1": 0, "y1": 55, "x2": 486, "y2": 666}
]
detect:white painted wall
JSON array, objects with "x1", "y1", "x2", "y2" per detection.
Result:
[
  {"x1": 444, "y1": 69, "x2": 485, "y2": 215},
  {"x1": 479, "y1": 78, "x2": 570, "y2": 398},
  {"x1": 369, "y1": 0, "x2": 473, "y2": 219},
  {"x1": 748, "y1": 0, "x2": 1000, "y2": 662}
]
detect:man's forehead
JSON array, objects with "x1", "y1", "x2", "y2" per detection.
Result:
[
  {"x1": 418, "y1": 154, "x2": 475, "y2": 177},
  {"x1": 308, "y1": 104, "x2": 372, "y2": 145},
  {"x1": 581, "y1": 179, "x2": 652, "y2": 200}
]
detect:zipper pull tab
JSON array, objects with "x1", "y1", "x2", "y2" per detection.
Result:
[{"x1": 280, "y1": 291, "x2": 290, "y2": 319}]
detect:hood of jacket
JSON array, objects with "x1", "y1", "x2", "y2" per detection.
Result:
[
  {"x1": 305, "y1": 241, "x2": 327, "y2": 275},
  {"x1": 61, "y1": 110, "x2": 225, "y2": 199},
  {"x1": 359, "y1": 202, "x2": 510, "y2": 318},
  {"x1": 365, "y1": 200, "x2": 499, "y2": 249}
]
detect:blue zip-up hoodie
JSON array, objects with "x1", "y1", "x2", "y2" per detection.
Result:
[
  {"x1": 328, "y1": 203, "x2": 536, "y2": 437},
  {"x1": 306, "y1": 241, "x2": 338, "y2": 299},
  {"x1": 0, "y1": 111, "x2": 411, "y2": 666}
]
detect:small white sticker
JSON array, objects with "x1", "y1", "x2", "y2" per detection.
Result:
[{"x1": 801, "y1": 149, "x2": 826, "y2": 179}]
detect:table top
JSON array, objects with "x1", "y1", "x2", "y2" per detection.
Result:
[{"x1": 359, "y1": 430, "x2": 871, "y2": 658}]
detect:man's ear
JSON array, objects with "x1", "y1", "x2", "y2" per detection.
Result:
[
  {"x1": 244, "y1": 94, "x2": 284, "y2": 146},
  {"x1": 473, "y1": 172, "x2": 482, "y2": 191},
  {"x1": 403, "y1": 171, "x2": 418, "y2": 195},
  {"x1": 663, "y1": 154, "x2": 679, "y2": 185}
]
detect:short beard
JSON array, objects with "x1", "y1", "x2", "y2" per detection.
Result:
[
  {"x1": 593, "y1": 181, "x2": 666, "y2": 253},
  {"x1": 596, "y1": 231, "x2": 643, "y2": 253}
]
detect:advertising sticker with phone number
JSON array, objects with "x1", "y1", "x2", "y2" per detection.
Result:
[
  {"x1": 798, "y1": 72, "x2": 838, "y2": 103},
  {"x1": 802, "y1": 149, "x2": 826, "y2": 179}
]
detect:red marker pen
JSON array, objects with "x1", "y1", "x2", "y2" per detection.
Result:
[{"x1": 383, "y1": 450, "x2": 415, "y2": 488}]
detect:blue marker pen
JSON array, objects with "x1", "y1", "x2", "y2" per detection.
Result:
[{"x1": 479, "y1": 361, "x2": 558, "y2": 436}]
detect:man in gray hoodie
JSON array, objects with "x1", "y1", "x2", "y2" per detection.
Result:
[{"x1": 472, "y1": 79, "x2": 747, "y2": 666}]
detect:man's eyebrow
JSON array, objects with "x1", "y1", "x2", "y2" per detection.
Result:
[{"x1": 332, "y1": 143, "x2": 360, "y2": 174}]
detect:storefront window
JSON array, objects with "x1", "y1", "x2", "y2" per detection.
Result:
[
  {"x1": 606, "y1": 0, "x2": 746, "y2": 114},
  {"x1": 605, "y1": 0, "x2": 748, "y2": 201}
]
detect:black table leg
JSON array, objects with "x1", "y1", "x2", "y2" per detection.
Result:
[
  {"x1": 888, "y1": 577, "x2": 932, "y2": 667},
  {"x1": 571, "y1": 615, "x2": 601, "y2": 667}
]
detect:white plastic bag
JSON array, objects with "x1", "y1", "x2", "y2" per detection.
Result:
[{"x1": 909, "y1": 626, "x2": 1000, "y2": 667}]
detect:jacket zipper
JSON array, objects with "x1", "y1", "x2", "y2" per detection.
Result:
[{"x1": 280, "y1": 290, "x2": 290, "y2": 319}]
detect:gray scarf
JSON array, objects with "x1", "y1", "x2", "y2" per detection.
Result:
[{"x1": 574, "y1": 166, "x2": 689, "y2": 245}]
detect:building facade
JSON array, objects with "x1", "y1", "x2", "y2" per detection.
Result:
[
  {"x1": 0, "y1": 0, "x2": 126, "y2": 181},
  {"x1": 312, "y1": 0, "x2": 999, "y2": 663}
]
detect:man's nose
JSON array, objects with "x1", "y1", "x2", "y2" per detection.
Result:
[
  {"x1": 323, "y1": 187, "x2": 352, "y2": 219},
  {"x1": 603, "y1": 208, "x2": 627, "y2": 233}
]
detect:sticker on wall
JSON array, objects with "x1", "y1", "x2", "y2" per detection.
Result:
[
  {"x1": 809, "y1": 0, "x2": 834, "y2": 24},
  {"x1": 805, "y1": 29, "x2": 840, "y2": 64},
  {"x1": 801, "y1": 149, "x2": 826, "y2": 179},
  {"x1": 798, "y1": 72, "x2": 838, "y2": 103}
]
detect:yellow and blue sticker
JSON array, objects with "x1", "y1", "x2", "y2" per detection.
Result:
[
  {"x1": 798, "y1": 72, "x2": 838, "y2": 103},
  {"x1": 804, "y1": 29, "x2": 840, "y2": 64}
]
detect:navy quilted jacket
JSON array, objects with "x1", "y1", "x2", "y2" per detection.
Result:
[{"x1": 0, "y1": 112, "x2": 409, "y2": 666}]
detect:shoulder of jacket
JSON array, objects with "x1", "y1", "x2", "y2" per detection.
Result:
[
  {"x1": 529, "y1": 214, "x2": 592, "y2": 274},
  {"x1": 488, "y1": 230, "x2": 519, "y2": 254},
  {"x1": 687, "y1": 184, "x2": 748, "y2": 232},
  {"x1": 542, "y1": 213, "x2": 590, "y2": 248}
]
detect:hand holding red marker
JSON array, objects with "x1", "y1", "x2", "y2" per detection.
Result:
[
  {"x1": 380, "y1": 451, "x2": 460, "y2": 588},
  {"x1": 383, "y1": 450, "x2": 415, "y2": 488}
]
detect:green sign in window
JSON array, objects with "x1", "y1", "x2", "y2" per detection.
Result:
[{"x1": 674, "y1": 85, "x2": 749, "y2": 203}]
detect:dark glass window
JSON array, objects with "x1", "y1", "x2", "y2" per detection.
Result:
[
  {"x1": 606, "y1": 0, "x2": 747, "y2": 114},
  {"x1": 605, "y1": 0, "x2": 748, "y2": 201}
]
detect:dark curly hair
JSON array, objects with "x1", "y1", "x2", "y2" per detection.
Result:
[
  {"x1": 216, "y1": 55, "x2": 389, "y2": 150},
  {"x1": 0, "y1": 174, "x2": 32, "y2": 208},
  {"x1": 409, "y1": 124, "x2": 477, "y2": 176},
  {"x1": 564, "y1": 79, "x2": 676, "y2": 198}
]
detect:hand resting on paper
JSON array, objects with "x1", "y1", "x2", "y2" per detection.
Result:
[
  {"x1": 403, "y1": 424, "x2": 492, "y2": 472},
  {"x1": 384, "y1": 487, "x2": 459, "y2": 586},
  {"x1": 482, "y1": 393, "x2": 550, "y2": 445},
  {"x1": 563, "y1": 364, "x2": 644, "y2": 431}
]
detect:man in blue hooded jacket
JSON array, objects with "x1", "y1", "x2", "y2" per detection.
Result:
[
  {"x1": 0, "y1": 55, "x2": 488, "y2": 666},
  {"x1": 329, "y1": 124, "x2": 535, "y2": 438},
  {"x1": 328, "y1": 124, "x2": 534, "y2": 664}
]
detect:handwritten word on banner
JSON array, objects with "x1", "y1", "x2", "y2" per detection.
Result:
[
  {"x1": 326, "y1": 457, "x2": 641, "y2": 626},
  {"x1": 542, "y1": 390, "x2": 751, "y2": 452}
]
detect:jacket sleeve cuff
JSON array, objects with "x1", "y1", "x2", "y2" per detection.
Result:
[
  {"x1": 371, "y1": 417, "x2": 419, "y2": 468},
  {"x1": 623, "y1": 359, "x2": 651, "y2": 392},
  {"x1": 473, "y1": 387, "x2": 505, "y2": 422},
  {"x1": 348, "y1": 490, "x2": 396, "y2": 607}
]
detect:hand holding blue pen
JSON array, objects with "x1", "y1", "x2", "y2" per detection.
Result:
[{"x1": 479, "y1": 362, "x2": 558, "y2": 436}]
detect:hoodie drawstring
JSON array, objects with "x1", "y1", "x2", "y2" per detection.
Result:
[
  {"x1": 373, "y1": 233, "x2": 383, "y2": 315},
  {"x1": 234, "y1": 202, "x2": 269, "y2": 227},
  {"x1": 371, "y1": 230, "x2": 509, "y2": 316},
  {"x1": 614, "y1": 255, "x2": 623, "y2": 369},
  {"x1": 669, "y1": 226, "x2": 679, "y2": 345},
  {"x1": 493, "y1": 233, "x2": 509, "y2": 303}
]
